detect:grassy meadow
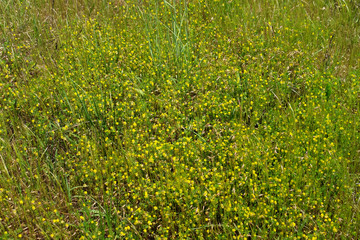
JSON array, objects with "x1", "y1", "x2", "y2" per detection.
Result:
[{"x1": 1, "y1": 0, "x2": 360, "y2": 239}]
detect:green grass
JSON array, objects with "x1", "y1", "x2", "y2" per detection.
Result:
[{"x1": 0, "y1": 0, "x2": 359, "y2": 239}]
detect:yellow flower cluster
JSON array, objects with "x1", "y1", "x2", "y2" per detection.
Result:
[{"x1": 0, "y1": 0, "x2": 359, "y2": 239}]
